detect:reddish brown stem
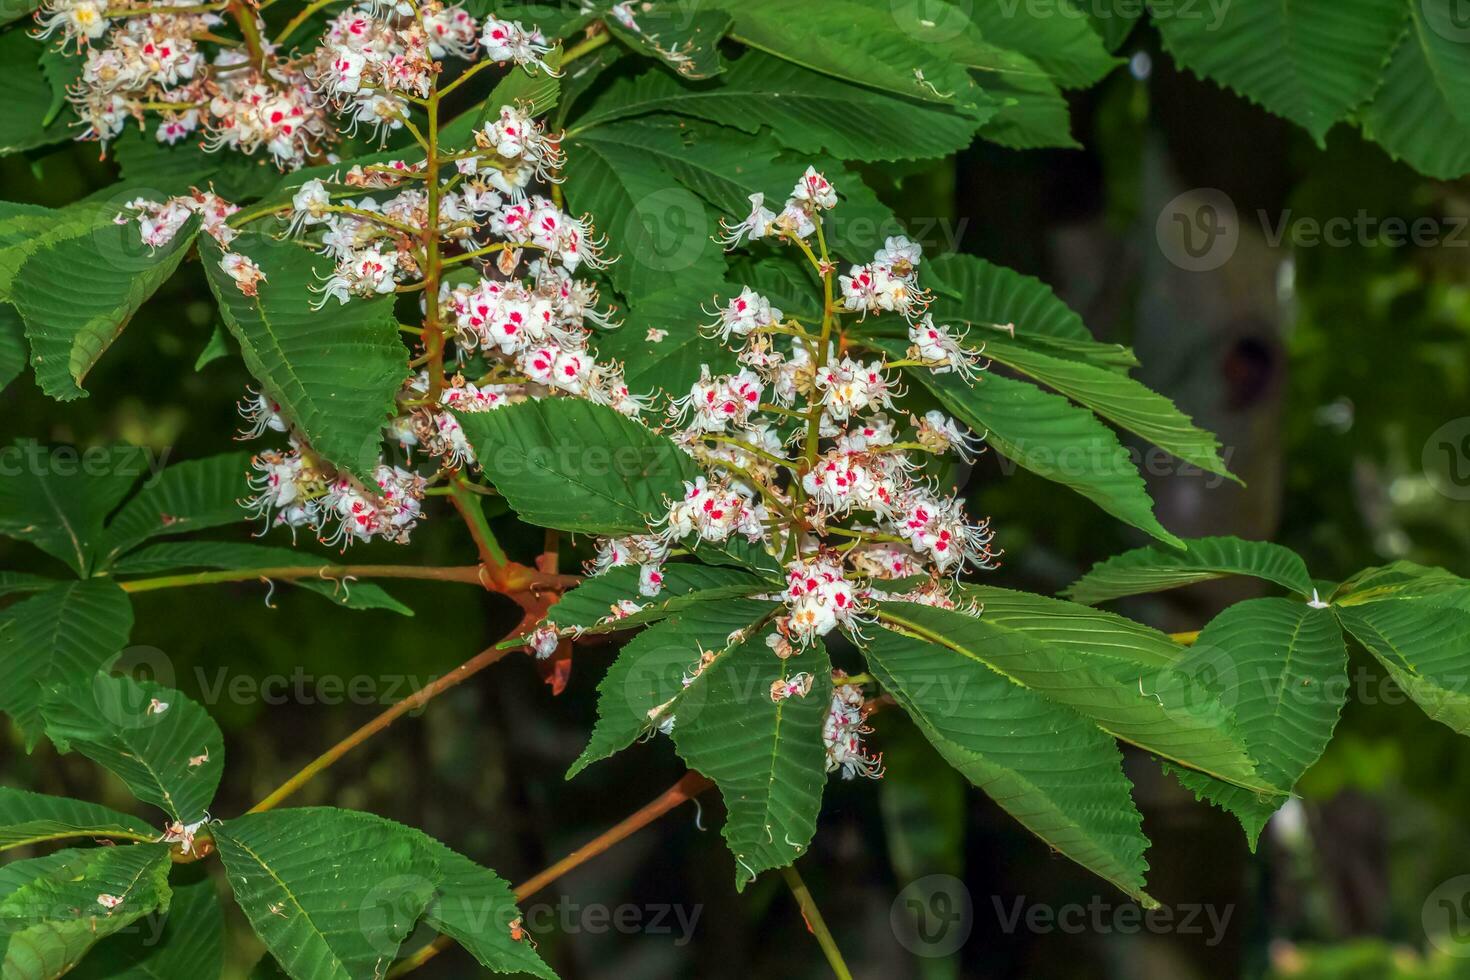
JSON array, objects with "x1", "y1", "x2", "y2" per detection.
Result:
[
  {"x1": 388, "y1": 773, "x2": 714, "y2": 976},
  {"x1": 247, "y1": 643, "x2": 516, "y2": 813}
]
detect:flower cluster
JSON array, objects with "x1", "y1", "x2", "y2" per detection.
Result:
[
  {"x1": 533, "y1": 172, "x2": 1000, "y2": 783},
  {"x1": 36, "y1": 2, "x2": 557, "y2": 166}
]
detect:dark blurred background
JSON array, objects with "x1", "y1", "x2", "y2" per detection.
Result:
[{"x1": 4, "y1": 18, "x2": 1470, "y2": 980}]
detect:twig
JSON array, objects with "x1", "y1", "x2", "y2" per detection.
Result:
[
  {"x1": 781, "y1": 865, "x2": 854, "y2": 980},
  {"x1": 387, "y1": 773, "x2": 714, "y2": 976},
  {"x1": 248, "y1": 643, "x2": 517, "y2": 813}
]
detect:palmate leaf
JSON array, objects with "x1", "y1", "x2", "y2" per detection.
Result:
[
  {"x1": 418, "y1": 838, "x2": 556, "y2": 979},
  {"x1": 0, "y1": 581, "x2": 133, "y2": 748},
  {"x1": 959, "y1": 585, "x2": 1187, "y2": 667},
  {"x1": 13, "y1": 202, "x2": 199, "y2": 402},
  {"x1": 1358, "y1": 0, "x2": 1470, "y2": 179},
  {"x1": 592, "y1": 284, "x2": 737, "y2": 396},
  {"x1": 0, "y1": 28, "x2": 77, "y2": 155},
  {"x1": 561, "y1": 132, "x2": 729, "y2": 301},
  {"x1": 603, "y1": 3, "x2": 731, "y2": 79},
  {"x1": 572, "y1": 52, "x2": 987, "y2": 163},
  {"x1": 1068, "y1": 0, "x2": 1141, "y2": 51},
  {"x1": 42, "y1": 675, "x2": 224, "y2": 825},
  {"x1": 975, "y1": 48, "x2": 1078, "y2": 150},
  {"x1": 1330, "y1": 560, "x2": 1470, "y2": 606},
  {"x1": 1337, "y1": 600, "x2": 1470, "y2": 736},
  {"x1": 545, "y1": 563, "x2": 764, "y2": 633},
  {"x1": 1150, "y1": 0, "x2": 1406, "y2": 144},
  {"x1": 673, "y1": 632, "x2": 831, "y2": 891},
  {"x1": 0, "y1": 788, "x2": 157, "y2": 853},
  {"x1": 0, "y1": 843, "x2": 173, "y2": 980},
  {"x1": 70, "y1": 871, "x2": 225, "y2": 980},
  {"x1": 876, "y1": 603, "x2": 1275, "y2": 794},
  {"x1": 0, "y1": 439, "x2": 143, "y2": 575},
  {"x1": 568, "y1": 598, "x2": 781, "y2": 778},
  {"x1": 111, "y1": 541, "x2": 414, "y2": 615},
  {"x1": 218, "y1": 808, "x2": 552, "y2": 980},
  {"x1": 925, "y1": 252, "x2": 1091, "y2": 341},
  {"x1": 727, "y1": 0, "x2": 987, "y2": 112},
  {"x1": 200, "y1": 231, "x2": 409, "y2": 483},
  {"x1": 96, "y1": 452, "x2": 252, "y2": 569},
  {"x1": 0, "y1": 304, "x2": 25, "y2": 392},
  {"x1": 864, "y1": 626, "x2": 1154, "y2": 906},
  {"x1": 866, "y1": 336, "x2": 1181, "y2": 547},
  {"x1": 571, "y1": 116, "x2": 898, "y2": 259},
  {"x1": 477, "y1": 47, "x2": 562, "y2": 127},
  {"x1": 1063, "y1": 536, "x2": 1314, "y2": 605},
  {"x1": 456, "y1": 398, "x2": 698, "y2": 536},
  {"x1": 214, "y1": 809, "x2": 440, "y2": 980},
  {"x1": 969, "y1": 0, "x2": 1122, "y2": 88},
  {"x1": 1169, "y1": 599, "x2": 1347, "y2": 846},
  {"x1": 981, "y1": 336, "x2": 1236, "y2": 482},
  {"x1": 0, "y1": 572, "x2": 57, "y2": 598}
]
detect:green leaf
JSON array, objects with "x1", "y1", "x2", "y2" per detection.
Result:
[
  {"x1": 958, "y1": 585, "x2": 1187, "y2": 667},
  {"x1": 562, "y1": 132, "x2": 729, "y2": 301},
  {"x1": 1330, "y1": 561, "x2": 1470, "y2": 606},
  {"x1": 213, "y1": 809, "x2": 439, "y2": 980},
  {"x1": 111, "y1": 541, "x2": 414, "y2": 616},
  {"x1": 1358, "y1": 0, "x2": 1470, "y2": 179},
  {"x1": 0, "y1": 844, "x2": 173, "y2": 980},
  {"x1": 865, "y1": 625, "x2": 1154, "y2": 906},
  {"x1": 0, "y1": 201, "x2": 90, "y2": 298},
  {"x1": 1171, "y1": 599, "x2": 1347, "y2": 844},
  {"x1": 14, "y1": 202, "x2": 199, "y2": 401},
  {"x1": 672, "y1": 632, "x2": 831, "y2": 890},
  {"x1": 200, "y1": 231, "x2": 409, "y2": 482},
  {"x1": 1068, "y1": 0, "x2": 1141, "y2": 51},
  {"x1": 727, "y1": 0, "x2": 986, "y2": 110},
  {"x1": 969, "y1": 0, "x2": 1123, "y2": 88},
  {"x1": 0, "y1": 304, "x2": 25, "y2": 392},
  {"x1": 973, "y1": 47, "x2": 1078, "y2": 150},
  {"x1": 71, "y1": 870, "x2": 225, "y2": 980},
  {"x1": 0, "y1": 438, "x2": 146, "y2": 574},
  {"x1": 0, "y1": 29, "x2": 77, "y2": 155},
  {"x1": 546, "y1": 563, "x2": 763, "y2": 633},
  {"x1": 925, "y1": 252, "x2": 1090, "y2": 340},
  {"x1": 604, "y1": 4, "x2": 731, "y2": 79},
  {"x1": 43, "y1": 675, "x2": 224, "y2": 824},
  {"x1": 418, "y1": 839, "x2": 556, "y2": 979},
  {"x1": 477, "y1": 46, "x2": 563, "y2": 127},
  {"x1": 195, "y1": 323, "x2": 232, "y2": 370},
  {"x1": 877, "y1": 602, "x2": 1274, "y2": 793},
  {"x1": 1338, "y1": 600, "x2": 1470, "y2": 736},
  {"x1": 0, "y1": 3, "x2": 40, "y2": 28},
  {"x1": 981, "y1": 336, "x2": 1237, "y2": 482},
  {"x1": 573, "y1": 116, "x2": 896, "y2": 260},
  {"x1": 568, "y1": 597, "x2": 780, "y2": 777},
  {"x1": 872, "y1": 338, "x2": 1180, "y2": 547},
  {"x1": 0, "y1": 571, "x2": 60, "y2": 598},
  {"x1": 0, "y1": 788, "x2": 157, "y2": 853},
  {"x1": 592, "y1": 284, "x2": 736, "y2": 396},
  {"x1": 97, "y1": 452, "x2": 251, "y2": 568},
  {"x1": 456, "y1": 398, "x2": 698, "y2": 535},
  {"x1": 574, "y1": 52, "x2": 986, "y2": 162},
  {"x1": 1150, "y1": 0, "x2": 1406, "y2": 144},
  {"x1": 0, "y1": 581, "x2": 133, "y2": 748},
  {"x1": 1063, "y1": 536, "x2": 1314, "y2": 604}
]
